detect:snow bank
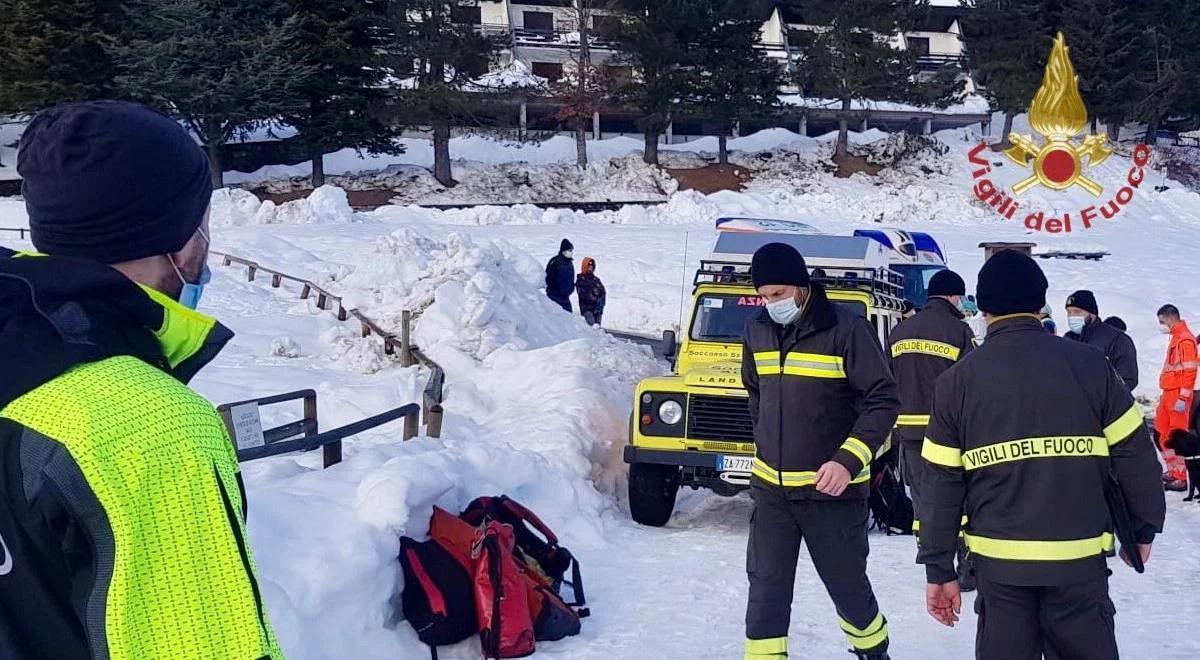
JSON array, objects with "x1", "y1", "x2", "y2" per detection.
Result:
[
  {"x1": 235, "y1": 227, "x2": 663, "y2": 659},
  {"x1": 210, "y1": 185, "x2": 362, "y2": 227}
]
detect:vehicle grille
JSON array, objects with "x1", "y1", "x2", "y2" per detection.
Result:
[{"x1": 688, "y1": 395, "x2": 754, "y2": 442}]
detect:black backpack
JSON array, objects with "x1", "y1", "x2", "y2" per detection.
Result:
[
  {"x1": 398, "y1": 536, "x2": 479, "y2": 657},
  {"x1": 868, "y1": 461, "x2": 914, "y2": 536}
]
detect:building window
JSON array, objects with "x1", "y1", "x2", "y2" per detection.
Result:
[
  {"x1": 593, "y1": 15, "x2": 623, "y2": 37},
  {"x1": 531, "y1": 61, "x2": 564, "y2": 82},
  {"x1": 451, "y1": 6, "x2": 482, "y2": 26},
  {"x1": 523, "y1": 11, "x2": 554, "y2": 33},
  {"x1": 908, "y1": 36, "x2": 931, "y2": 57}
]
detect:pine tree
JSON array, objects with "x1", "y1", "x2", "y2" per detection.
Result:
[
  {"x1": 1130, "y1": 0, "x2": 1200, "y2": 140},
  {"x1": 959, "y1": 0, "x2": 1049, "y2": 148},
  {"x1": 1059, "y1": 0, "x2": 1147, "y2": 139},
  {"x1": 791, "y1": 0, "x2": 944, "y2": 159},
  {"x1": 0, "y1": 0, "x2": 122, "y2": 114},
  {"x1": 690, "y1": 0, "x2": 784, "y2": 165},
  {"x1": 608, "y1": 0, "x2": 701, "y2": 165},
  {"x1": 115, "y1": 0, "x2": 311, "y2": 188},
  {"x1": 387, "y1": 0, "x2": 508, "y2": 187},
  {"x1": 287, "y1": 0, "x2": 402, "y2": 187}
]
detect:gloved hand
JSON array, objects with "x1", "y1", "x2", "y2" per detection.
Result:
[{"x1": 1175, "y1": 398, "x2": 1189, "y2": 414}]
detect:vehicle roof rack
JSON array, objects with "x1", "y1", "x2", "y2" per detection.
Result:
[{"x1": 695, "y1": 260, "x2": 907, "y2": 312}]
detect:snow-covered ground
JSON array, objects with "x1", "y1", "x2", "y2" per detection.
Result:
[{"x1": 3, "y1": 125, "x2": 1199, "y2": 659}]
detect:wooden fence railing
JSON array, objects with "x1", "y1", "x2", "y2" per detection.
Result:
[{"x1": 211, "y1": 250, "x2": 445, "y2": 440}]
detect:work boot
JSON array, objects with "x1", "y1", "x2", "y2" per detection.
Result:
[
  {"x1": 1165, "y1": 479, "x2": 1188, "y2": 492},
  {"x1": 849, "y1": 651, "x2": 890, "y2": 660}
]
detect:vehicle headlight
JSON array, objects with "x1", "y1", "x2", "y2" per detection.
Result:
[{"x1": 658, "y1": 400, "x2": 684, "y2": 425}]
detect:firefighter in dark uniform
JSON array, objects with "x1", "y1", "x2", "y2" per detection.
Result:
[
  {"x1": 887, "y1": 269, "x2": 977, "y2": 587},
  {"x1": 741, "y1": 243, "x2": 899, "y2": 660},
  {"x1": 919, "y1": 251, "x2": 1165, "y2": 660}
]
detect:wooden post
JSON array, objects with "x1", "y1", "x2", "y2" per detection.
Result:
[
  {"x1": 271, "y1": 273, "x2": 282, "y2": 288},
  {"x1": 360, "y1": 321, "x2": 371, "y2": 338},
  {"x1": 403, "y1": 408, "x2": 419, "y2": 440},
  {"x1": 427, "y1": 405, "x2": 444, "y2": 439},
  {"x1": 593, "y1": 111, "x2": 601, "y2": 141},
  {"x1": 317, "y1": 293, "x2": 328, "y2": 310},
  {"x1": 247, "y1": 265, "x2": 257, "y2": 282},
  {"x1": 337, "y1": 304, "x2": 348, "y2": 321},
  {"x1": 300, "y1": 283, "x2": 311, "y2": 299},
  {"x1": 400, "y1": 310, "x2": 414, "y2": 367},
  {"x1": 222, "y1": 255, "x2": 232, "y2": 266}
]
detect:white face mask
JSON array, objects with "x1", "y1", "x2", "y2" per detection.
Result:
[
  {"x1": 1067, "y1": 316, "x2": 1086, "y2": 334},
  {"x1": 563, "y1": 250, "x2": 574, "y2": 259},
  {"x1": 766, "y1": 296, "x2": 801, "y2": 325},
  {"x1": 1160, "y1": 323, "x2": 1171, "y2": 335}
]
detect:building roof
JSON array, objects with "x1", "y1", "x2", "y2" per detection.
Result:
[{"x1": 915, "y1": 6, "x2": 965, "y2": 32}]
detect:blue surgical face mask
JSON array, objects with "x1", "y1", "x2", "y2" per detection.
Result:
[
  {"x1": 1067, "y1": 316, "x2": 1086, "y2": 334},
  {"x1": 169, "y1": 228, "x2": 210, "y2": 310},
  {"x1": 766, "y1": 296, "x2": 801, "y2": 325}
]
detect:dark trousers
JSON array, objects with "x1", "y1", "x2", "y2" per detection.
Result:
[
  {"x1": 975, "y1": 574, "x2": 1117, "y2": 660},
  {"x1": 745, "y1": 484, "x2": 888, "y2": 654},
  {"x1": 900, "y1": 440, "x2": 925, "y2": 531}
]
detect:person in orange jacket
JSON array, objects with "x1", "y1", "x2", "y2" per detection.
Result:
[{"x1": 1156, "y1": 304, "x2": 1196, "y2": 490}]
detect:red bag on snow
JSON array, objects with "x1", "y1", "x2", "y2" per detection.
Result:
[{"x1": 473, "y1": 521, "x2": 535, "y2": 659}]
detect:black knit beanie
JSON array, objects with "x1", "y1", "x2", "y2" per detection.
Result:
[
  {"x1": 19, "y1": 101, "x2": 212, "y2": 264},
  {"x1": 560, "y1": 238, "x2": 574, "y2": 254},
  {"x1": 751, "y1": 243, "x2": 810, "y2": 289},
  {"x1": 927, "y1": 269, "x2": 966, "y2": 297},
  {"x1": 976, "y1": 250, "x2": 1048, "y2": 315},
  {"x1": 1066, "y1": 290, "x2": 1099, "y2": 316}
]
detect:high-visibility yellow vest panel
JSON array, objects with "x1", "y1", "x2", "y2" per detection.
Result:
[{"x1": 2, "y1": 355, "x2": 283, "y2": 660}]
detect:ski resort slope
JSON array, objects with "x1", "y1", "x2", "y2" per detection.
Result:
[{"x1": 4, "y1": 126, "x2": 1200, "y2": 659}]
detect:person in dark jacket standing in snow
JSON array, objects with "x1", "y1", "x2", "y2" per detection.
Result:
[
  {"x1": 0, "y1": 102, "x2": 283, "y2": 659},
  {"x1": 887, "y1": 269, "x2": 976, "y2": 588},
  {"x1": 575, "y1": 256, "x2": 606, "y2": 326},
  {"x1": 920, "y1": 251, "x2": 1164, "y2": 660},
  {"x1": 545, "y1": 238, "x2": 575, "y2": 312},
  {"x1": 1064, "y1": 290, "x2": 1139, "y2": 393},
  {"x1": 741, "y1": 243, "x2": 899, "y2": 660}
]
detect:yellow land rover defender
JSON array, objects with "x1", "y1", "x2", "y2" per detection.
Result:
[{"x1": 623, "y1": 232, "x2": 908, "y2": 526}]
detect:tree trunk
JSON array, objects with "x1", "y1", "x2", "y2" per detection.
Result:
[
  {"x1": 991, "y1": 111, "x2": 1016, "y2": 151},
  {"x1": 311, "y1": 151, "x2": 326, "y2": 188},
  {"x1": 432, "y1": 118, "x2": 453, "y2": 187},
  {"x1": 718, "y1": 134, "x2": 729, "y2": 165},
  {"x1": 206, "y1": 141, "x2": 224, "y2": 189},
  {"x1": 835, "y1": 97, "x2": 850, "y2": 159},
  {"x1": 643, "y1": 130, "x2": 659, "y2": 165},
  {"x1": 1107, "y1": 122, "x2": 1120, "y2": 142},
  {"x1": 575, "y1": 120, "x2": 588, "y2": 168},
  {"x1": 1144, "y1": 115, "x2": 1160, "y2": 145}
]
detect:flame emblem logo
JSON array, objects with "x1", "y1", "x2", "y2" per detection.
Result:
[{"x1": 1004, "y1": 32, "x2": 1113, "y2": 196}]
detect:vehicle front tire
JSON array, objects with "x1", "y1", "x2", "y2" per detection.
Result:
[{"x1": 629, "y1": 462, "x2": 681, "y2": 527}]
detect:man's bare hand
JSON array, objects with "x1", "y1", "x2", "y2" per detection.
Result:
[
  {"x1": 814, "y1": 461, "x2": 852, "y2": 496},
  {"x1": 1120, "y1": 543, "x2": 1152, "y2": 568},
  {"x1": 926, "y1": 581, "x2": 962, "y2": 627}
]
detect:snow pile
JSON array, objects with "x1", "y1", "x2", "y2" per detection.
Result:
[
  {"x1": 235, "y1": 228, "x2": 662, "y2": 658},
  {"x1": 471, "y1": 59, "x2": 547, "y2": 91},
  {"x1": 210, "y1": 185, "x2": 363, "y2": 227}
]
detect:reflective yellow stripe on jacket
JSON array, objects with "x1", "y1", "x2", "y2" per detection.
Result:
[
  {"x1": 922, "y1": 437, "x2": 963, "y2": 468},
  {"x1": 964, "y1": 532, "x2": 1114, "y2": 561},
  {"x1": 1104, "y1": 404, "x2": 1144, "y2": 446},
  {"x1": 753, "y1": 351, "x2": 846, "y2": 379},
  {"x1": 896, "y1": 413, "x2": 931, "y2": 427},
  {"x1": 890, "y1": 338, "x2": 961, "y2": 361},
  {"x1": 752, "y1": 457, "x2": 870, "y2": 487}
]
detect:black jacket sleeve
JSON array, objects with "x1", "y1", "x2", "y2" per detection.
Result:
[
  {"x1": 916, "y1": 372, "x2": 966, "y2": 584},
  {"x1": 742, "y1": 331, "x2": 760, "y2": 428},
  {"x1": 1110, "y1": 332, "x2": 1139, "y2": 393},
  {"x1": 1101, "y1": 365, "x2": 1165, "y2": 544},
  {"x1": 832, "y1": 318, "x2": 900, "y2": 475}
]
